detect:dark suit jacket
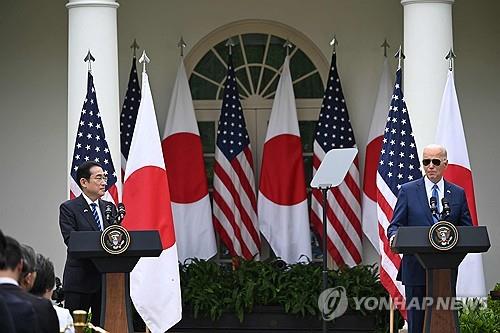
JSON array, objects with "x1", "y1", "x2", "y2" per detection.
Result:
[
  {"x1": 59, "y1": 194, "x2": 116, "y2": 293},
  {"x1": 0, "y1": 294, "x2": 16, "y2": 333},
  {"x1": 0, "y1": 283, "x2": 59, "y2": 333},
  {"x1": 387, "y1": 178, "x2": 472, "y2": 286}
]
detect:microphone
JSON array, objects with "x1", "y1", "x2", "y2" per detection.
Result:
[
  {"x1": 430, "y1": 197, "x2": 438, "y2": 215},
  {"x1": 105, "y1": 204, "x2": 113, "y2": 224},
  {"x1": 117, "y1": 203, "x2": 126, "y2": 224},
  {"x1": 441, "y1": 198, "x2": 451, "y2": 219}
]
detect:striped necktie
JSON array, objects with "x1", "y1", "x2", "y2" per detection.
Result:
[
  {"x1": 432, "y1": 184, "x2": 440, "y2": 222},
  {"x1": 90, "y1": 202, "x2": 102, "y2": 231}
]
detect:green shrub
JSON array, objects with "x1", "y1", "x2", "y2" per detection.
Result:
[
  {"x1": 179, "y1": 259, "x2": 399, "y2": 332},
  {"x1": 459, "y1": 303, "x2": 500, "y2": 333}
]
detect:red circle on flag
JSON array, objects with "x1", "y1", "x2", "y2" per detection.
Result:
[
  {"x1": 162, "y1": 133, "x2": 209, "y2": 204},
  {"x1": 259, "y1": 134, "x2": 307, "y2": 205}
]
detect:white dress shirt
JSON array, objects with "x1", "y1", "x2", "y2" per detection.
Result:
[{"x1": 424, "y1": 176, "x2": 444, "y2": 211}]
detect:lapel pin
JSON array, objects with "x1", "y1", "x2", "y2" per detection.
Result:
[
  {"x1": 83, "y1": 209, "x2": 89, "y2": 213},
  {"x1": 447, "y1": 190, "x2": 451, "y2": 194}
]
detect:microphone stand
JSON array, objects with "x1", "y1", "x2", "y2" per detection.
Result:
[{"x1": 320, "y1": 185, "x2": 332, "y2": 333}]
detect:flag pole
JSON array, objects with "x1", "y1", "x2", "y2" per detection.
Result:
[
  {"x1": 283, "y1": 39, "x2": 293, "y2": 57},
  {"x1": 225, "y1": 37, "x2": 234, "y2": 56},
  {"x1": 381, "y1": 38, "x2": 390, "y2": 58},
  {"x1": 320, "y1": 185, "x2": 331, "y2": 333},
  {"x1": 139, "y1": 50, "x2": 150, "y2": 74},
  {"x1": 395, "y1": 45, "x2": 405, "y2": 70},
  {"x1": 178, "y1": 36, "x2": 186, "y2": 57},
  {"x1": 84, "y1": 50, "x2": 95, "y2": 73},
  {"x1": 445, "y1": 48, "x2": 456, "y2": 72},
  {"x1": 329, "y1": 34, "x2": 338, "y2": 54},
  {"x1": 131, "y1": 39, "x2": 139, "y2": 58},
  {"x1": 225, "y1": 37, "x2": 238, "y2": 271},
  {"x1": 389, "y1": 297, "x2": 394, "y2": 333}
]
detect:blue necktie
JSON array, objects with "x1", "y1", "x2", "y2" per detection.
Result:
[
  {"x1": 432, "y1": 184, "x2": 440, "y2": 222},
  {"x1": 90, "y1": 203, "x2": 102, "y2": 231}
]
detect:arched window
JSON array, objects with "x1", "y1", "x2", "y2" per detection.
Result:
[{"x1": 184, "y1": 20, "x2": 328, "y2": 261}]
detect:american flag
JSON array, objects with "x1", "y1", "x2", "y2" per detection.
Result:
[
  {"x1": 120, "y1": 57, "x2": 141, "y2": 173},
  {"x1": 376, "y1": 68, "x2": 421, "y2": 313},
  {"x1": 310, "y1": 52, "x2": 362, "y2": 267},
  {"x1": 213, "y1": 53, "x2": 260, "y2": 259},
  {"x1": 70, "y1": 72, "x2": 118, "y2": 203}
]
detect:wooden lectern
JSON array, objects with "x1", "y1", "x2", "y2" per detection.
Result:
[
  {"x1": 393, "y1": 226, "x2": 490, "y2": 333},
  {"x1": 68, "y1": 230, "x2": 162, "y2": 333}
]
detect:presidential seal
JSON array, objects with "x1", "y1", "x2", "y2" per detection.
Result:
[
  {"x1": 100, "y1": 224, "x2": 131, "y2": 255},
  {"x1": 429, "y1": 221, "x2": 458, "y2": 251}
]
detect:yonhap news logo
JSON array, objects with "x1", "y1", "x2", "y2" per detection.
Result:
[
  {"x1": 318, "y1": 286, "x2": 348, "y2": 320},
  {"x1": 317, "y1": 287, "x2": 487, "y2": 321}
]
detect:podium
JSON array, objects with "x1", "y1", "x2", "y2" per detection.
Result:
[
  {"x1": 393, "y1": 225, "x2": 490, "y2": 333},
  {"x1": 68, "y1": 230, "x2": 162, "y2": 333}
]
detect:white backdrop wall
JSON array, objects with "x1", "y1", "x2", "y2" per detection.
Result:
[{"x1": 0, "y1": 0, "x2": 498, "y2": 291}]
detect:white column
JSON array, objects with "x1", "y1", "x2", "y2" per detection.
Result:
[
  {"x1": 67, "y1": 0, "x2": 121, "y2": 190},
  {"x1": 401, "y1": 0, "x2": 454, "y2": 156}
]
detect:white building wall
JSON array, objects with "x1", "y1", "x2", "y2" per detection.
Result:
[{"x1": 0, "y1": 0, "x2": 498, "y2": 291}]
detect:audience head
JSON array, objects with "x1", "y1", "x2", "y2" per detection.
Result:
[
  {"x1": 30, "y1": 254, "x2": 56, "y2": 299},
  {"x1": 0, "y1": 235, "x2": 23, "y2": 280},
  {"x1": 19, "y1": 244, "x2": 37, "y2": 291},
  {"x1": 0, "y1": 230, "x2": 6, "y2": 265}
]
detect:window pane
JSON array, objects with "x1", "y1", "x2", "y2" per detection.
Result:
[
  {"x1": 204, "y1": 156, "x2": 215, "y2": 189},
  {"x1": 198, "y1": 121, "x2": 216, "y2": 153},
  {"x1": 249, "y1": 66, "x2": 261, "y2": 93},
  {"x1": 293, "y1": 72, "x2": 324, "y2": 98},
  {"x1": 242, "y1": 33, "x2": 267, "y2": 64},
  {"x1": 260, "y1": 68, "x2": 278, "y2": 95},
  {"x1": 193, "y1": 50, "x2": 226, "y2": 83},
  {"x1": 299, "y1": 121, "x2": 316, "y2": 153},
  {"x1": 262, "y1": 76, "x2": 279, "y2": 98},
  {"x1": 290, "y1": 49, "x2": 316, "y2": 81},
  {"x1": 303, "y1": 155, "x2": 313, "y2": 190},
  {"x1": 235, "y1": 68, "x2": 251, "y2": 95},
  {"x1": 265, "y1": 36, "x2": 287, "y2": 69},
  {"x1": 189, "y1": 74, "x2": 218, "y2": 100}
]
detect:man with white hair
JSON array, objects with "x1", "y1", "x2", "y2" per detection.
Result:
[{"x1": 387, "y1": 144, "x2": 472, "y2": 333}]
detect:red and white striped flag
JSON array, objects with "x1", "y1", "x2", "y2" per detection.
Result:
[
  {"x1": 122, "y1": 67, "x2": 181, "y2": 332},
  {"x1": 213, "y1": 53, "x2": 260, "y2": 259},
  {"x1": 362, "y1": 58, "x2": 393, "y2": 253},
  {"x1": 162, "y1": 59, "x2": 217, "y2": 262},
  {"x1": 258, "y1": 55, "x2": 311, "y2": 263},
  {"x1": 70, "y1": 71, "x2": 118, "y2": 204},
  {"x1": 436, "y1": 70, "x2": 486, "y2": 297},
  {"x1": 310, "y1": 52, "x2": 362, "y2": 267},
  {"x1": 377, "y1": 68, "x2": 421, "y2": 318}
]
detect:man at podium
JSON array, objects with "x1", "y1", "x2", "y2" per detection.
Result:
[
  {"x1": 59, "y1": 161, "x2": 116, "y2": 326},
  {"x1": 387, "y1": 144, "x2": 472, "y2": 333}
]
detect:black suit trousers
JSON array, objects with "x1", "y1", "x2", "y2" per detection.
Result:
[{"x1": 65, "y1": 288, "x2": 102, "y2": 326}]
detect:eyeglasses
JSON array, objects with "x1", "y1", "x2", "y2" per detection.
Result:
[
  {"x1": 91, "y1": 175, "x2": 108, "y2": 182},
  {"x1": 422, "y1": 159, "x2": 444, "y2": 166}
]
